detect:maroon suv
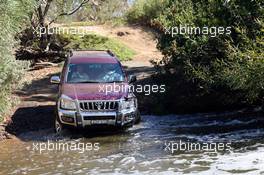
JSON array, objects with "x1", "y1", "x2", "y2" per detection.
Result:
[{"x1": 51, "y1": 50, "x2": 140, "y2": 133}]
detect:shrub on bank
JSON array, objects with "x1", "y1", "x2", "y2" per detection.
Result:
[
  {"x1": 128, "y1": 0, "x2": 264, "y2": 113},
  {"x1": 0, "y1": 0, "x2": 34, "y2": 121},
  {"x1": 126, "y1": 0, "x2": 168, "y2": 24}
]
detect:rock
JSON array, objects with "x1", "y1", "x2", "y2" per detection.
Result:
[
  {"x1": 0, "y1": 125, "x2": 13, "y2": 140},
  {"x1": 117, "y1": 31, "x2": 125, "y2": 36},
  {"x1": 4, "y1": 132, "x2": 13, "y2": 139}
]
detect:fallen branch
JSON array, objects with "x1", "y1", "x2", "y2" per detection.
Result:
[
  {"x1": 35, "y1": 61, "x2": 59, "y2": 67},
  {"x1": 16, "y1": 49, "x2": 68, "y2": 64}
]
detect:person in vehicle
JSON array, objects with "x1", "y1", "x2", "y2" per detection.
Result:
[
  {"x1": 100, "y1": 64, "x2": 124, "y2": 82},
  {"x1": 71, "y1": 64, "x2": 89, "y2": 82}
]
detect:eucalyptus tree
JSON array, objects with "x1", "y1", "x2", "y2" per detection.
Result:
[{"x1": 29, "y1": 0, "x2": 98, "y2": 50}]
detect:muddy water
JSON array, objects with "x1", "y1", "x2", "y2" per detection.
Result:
[{"x1": 1, "y1": 114, "x2": 264, "y2": 174}]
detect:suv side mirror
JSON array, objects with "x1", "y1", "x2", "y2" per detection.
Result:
[
  {"x1": 128, "y1": 75, "x2": 137, "y2": 84},
  {"x1": 50, "y1": 76, "x2": 60, "y2": 84}
]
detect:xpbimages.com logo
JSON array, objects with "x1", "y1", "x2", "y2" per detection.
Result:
[
  {"x1": 164, "y1": 140, "x2": 232, "y2": 154},
  {"x1": 32, "y1": 25, "x2": 97, "y2": 37},
  {"x1": 164, "y1": 25, "x2": 232, "y2": 37},
  {"x1": 29, "y1": 140, "x2": 100, "y2": 154},
  {"x1": 98, "y1": 83, "x2": 166, "y2": 96}
]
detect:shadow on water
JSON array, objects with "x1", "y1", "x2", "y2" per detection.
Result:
[
  {"x1": 6, "y1": 105, "x2": 55, "y2": 136},
  {"x1": 6, "y1": 105, "x2": 133, "y2": 142}
]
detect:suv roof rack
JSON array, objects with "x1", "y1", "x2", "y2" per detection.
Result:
[{"x1": 67, "y1": 49, "x2": 115, "y2": 57}]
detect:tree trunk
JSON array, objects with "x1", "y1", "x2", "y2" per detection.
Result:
[{"x1": 37, "y1": 6, "x2": 49, "y2": 51}]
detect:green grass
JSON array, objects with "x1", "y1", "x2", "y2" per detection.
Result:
[
  {"x1": 60, "y1": 21, "x2": 98, "y2": 27},
  {"x1": 59, "y1": 34, "x2": 136, "y2": 61}
]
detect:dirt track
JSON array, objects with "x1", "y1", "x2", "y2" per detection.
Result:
[{"x1": 60, "y1": 24, "x2": 162, "y2": 63}]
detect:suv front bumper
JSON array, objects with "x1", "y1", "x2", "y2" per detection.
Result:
[{"x1": 57, "y1": 108, "x2": 136, "y2": 128}]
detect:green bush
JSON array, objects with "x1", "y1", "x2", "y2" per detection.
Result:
[
  {"x1": 0, "y1": 0, "x2": 34, "y2": 120},
  {"x1": 126, "y1": 0, "x2": 168, "y2": 24},
  {"x1": 146, "y1": 0, "x2": 264, "y2": 113},
  {"x1": 58, "y1": 34, "x2": 136, "y2": 61}
]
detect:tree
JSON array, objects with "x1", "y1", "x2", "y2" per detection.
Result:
[
  {"x1": 27, "y1": 0, "x2": 100, "y2": 51},
  {"x1": 69, "y1": 0, "x2": 129, "y2": 22}
]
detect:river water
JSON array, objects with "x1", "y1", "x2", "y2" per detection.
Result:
[{"x1": 1, "y1": 114, "x2": 264, "y2": 174}]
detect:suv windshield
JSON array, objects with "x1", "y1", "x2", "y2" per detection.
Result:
[{"x1": 66, "y1": 63, "x2": 125, "y2": 83}]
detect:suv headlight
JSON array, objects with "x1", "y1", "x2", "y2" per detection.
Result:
[
  {"x1": 119, "y1": 98, "x2": 136, "y2": 111},
  {"x1": 60, "y1": 95, "x2": 76, "y2": 110}
]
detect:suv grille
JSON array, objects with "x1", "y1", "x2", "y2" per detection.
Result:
[
  {"x1": 79, "y1": 101, "x2": 119, "y2": 111},
  {"x1": 83, "y1": 116, "x2": 115, "y2": 120}
]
